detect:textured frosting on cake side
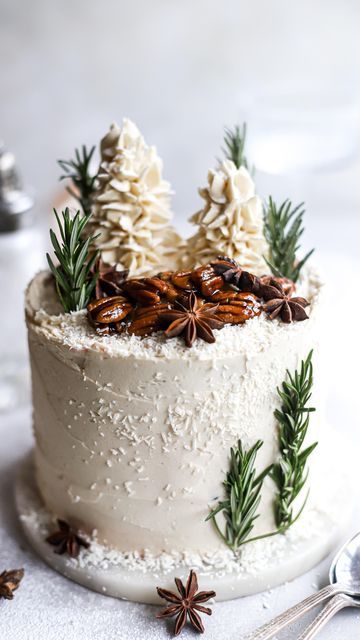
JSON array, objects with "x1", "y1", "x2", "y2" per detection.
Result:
[{"x1": 26, "y1": 269, "x2": 324, "y2": 555}]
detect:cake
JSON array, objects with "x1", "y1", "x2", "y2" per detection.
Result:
[{"x1": 19, "y1": 120, "x2": 349, "y2": 610}]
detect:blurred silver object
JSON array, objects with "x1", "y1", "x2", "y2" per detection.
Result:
[
  {"x1": 0, "y1": 144, "x2": 44, "y2": 412},
  {"x1": 0, "y1": 143, "x2": 35, "y2": 232}
]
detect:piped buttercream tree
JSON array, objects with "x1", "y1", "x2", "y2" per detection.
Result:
[
  {"x1": 184, "y1": 125, "x2": 268, "y2": 274},
  {"x1": 89, "y1": 119, "x2": 182, "y2": 276}
]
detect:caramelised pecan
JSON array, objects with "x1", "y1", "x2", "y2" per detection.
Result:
[
  {"x1": 122, "y1": 279, "x2": 161, "y2": 305},
  {"x1": 214, "y1": 292, "x2": 261, "y2": 324},
  {"x1": 128, "y1": 303, "x2": 169, "y2": 336},
  {"x1": 170, "y1": 270, "x2": 195, "y2": 290},
  {"x1": 88, "y1": 296, "x2": 133, "y2": 324},
  {"x1": 190, "y1": 264, "x2": 224, "y2": 297}
]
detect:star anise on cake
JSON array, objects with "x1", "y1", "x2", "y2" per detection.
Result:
[
  {"x1": 211, "y1": 256, "x2": 262, "y2": 295},
  {"x1": 0, "y1": 569, "x2": 24, "y2": 600},
  {"x1": 156, "y1": 569, "x2": 216, "y2": 636},
  {"x1": 46, "y1": 519, "x2": 90, "y2": 557},
  {"x1": 160, "y1": 292, "x2": 224, "y2": 347},
  {"x1": 262, "y1": 280, "x2": 309, "y2": 323},
  {"x1": 260, "y1": 274, "x2": 296, "y2": 297},
  {"x1": 92, "y1": 258, "x2": 128, "y2": 299},
  {"x1": 211, "y1": 256, "x2": 243, "y2": 286}
]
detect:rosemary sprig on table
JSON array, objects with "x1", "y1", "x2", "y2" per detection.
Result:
[
  {"x1": 271, "y1": 350, "x2": 317, "y2": 533},
  {"x1": 206, "y1": 440, "x2": 273, "y2": 551},
  {"x1": 222, "y1": 123, "x2": 250, "y2": 170},
  {"x1": 263, "y1": 197, "x2": 314, "y2": 282},
  {"x1": 46, "y1": 208, "x2": 99, "y2": 312},
  {"x1": 58, "y1": 145, "x2": 97, "y2": 215}
]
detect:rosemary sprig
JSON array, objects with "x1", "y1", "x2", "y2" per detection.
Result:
[
  {"x1": 271, "y1": 350, "x2": 317, "y2": 533},
  {"x1": 46, "y1": 208, "x2": 99, "y2": 313},
  {"x1": 263, "y1": 197, "x2": 314, "y2": 282},
  {"x1": 58, "y1": 145, "x2": 97, "y2": 215},
  {"x1": 206, "y1": 440, "x2": 273, "y2": 551},
  {"x1": 222, "y1": 123, "x2": 250, "y2": 170}
]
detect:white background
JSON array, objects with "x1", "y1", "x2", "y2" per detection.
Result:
[{"x1": 1, "y1": 1, "x2": 360, "y2": 638}]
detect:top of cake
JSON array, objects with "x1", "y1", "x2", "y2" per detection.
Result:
[
  {"x1": 41, "y1": 118, "x2": 316, "y2": 355},
  {"x1": 26, "y1": 265, "x2": 322, "y2": 360}
]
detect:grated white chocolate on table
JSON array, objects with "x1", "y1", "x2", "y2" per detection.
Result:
[{"x1": 25, "y1": 268, "x2": 325, "y2": 557}]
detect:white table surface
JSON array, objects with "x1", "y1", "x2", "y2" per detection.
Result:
[{"x1": 0, "y1": 219, "x2": 360, "y2": 639}]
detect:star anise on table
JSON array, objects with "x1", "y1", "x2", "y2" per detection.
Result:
[
  {"x1": 262, "y1": 280, "x2": 309, "y2": 323},
  {"x1": 92, "y1": 258, "x2": 128, "y2": 299},
  {"x1": 46, "y1": 519, "x2": 90, "y2": 558},
  {"x1": 160, "y1": 292, "x2": 224, "y2": 347},
  {"x1": 0, "y1": 569, "x2": 24, "y2": 600},
  {"x1": 156, "y1": 569, "x2": 216, "y2": 636}
]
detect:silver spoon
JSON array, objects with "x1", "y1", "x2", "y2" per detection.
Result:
[
  {"x1": 298, "y1": 532, "x2": 360, "y2": 639},
  {"x1": 244, "y1": 531, "x2": 360, "y2": 640}
]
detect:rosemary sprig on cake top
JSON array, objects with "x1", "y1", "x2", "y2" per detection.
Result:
[
  {"x1": 222, "y1": 123, "x2": 250, "y2": 170},
  {"x1": 263, "y1": 197, "x2": 314, "y2": 282},
  {"x1": 47, "y1": 207, "x2": 99, "y2": 312},
  {"x1": 58, "y1": 145, "x2": 97, "y2": 215},
  {"x1": 271, "y1": 350, "x2": 317, "y2": 532},
  {"x1": 206, "y1": 440, "x2": 273, "y2": 551}
]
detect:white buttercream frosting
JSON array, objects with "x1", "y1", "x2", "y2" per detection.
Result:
[
  {"x1": 89, "y1": 119, "x2": 183, "y2": 275},
  {"x1": 184, "y1": 160, "x2": 268, "y2": 274},
  {"x1": 26, "y1": 269, "x2": 324, "y2": 556}
]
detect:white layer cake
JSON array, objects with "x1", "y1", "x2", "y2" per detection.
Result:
[{"x1": 25, "y1": 268, "x2": 324, "y2": 558}]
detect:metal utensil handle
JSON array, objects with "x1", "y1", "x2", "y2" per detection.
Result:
[
  {"x1": 244, "y1": 584, "x2": 338, "y2": 640},
  {"x1": 297, "y1": 593, "x2": 355, "y2": 640}
]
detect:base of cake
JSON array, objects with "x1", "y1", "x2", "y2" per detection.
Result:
[{"x1": 16, "y1": 432, "x2": 354, "y2": 604}]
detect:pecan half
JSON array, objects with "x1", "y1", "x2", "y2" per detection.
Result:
[
  {"x1": 128, "y1": 303, "x2": 169, "y2": 336},
  {"x1": 122, "y1": 279, "x2": 161, "y2": 305},
  {"x1": 190, "y1": 264, "x2": 224, "y2": 297},
  {"x1": 170, "y1": 271, "x2": 195, "y2": 290},
  {"x1": 88, "y1": 296, "x2": 133, "y2": 324},
  {"x1": 215, "y1": 292, "x2": 261, "y2": 324}
]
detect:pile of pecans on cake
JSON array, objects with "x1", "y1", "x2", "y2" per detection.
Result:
[{"x1": 87, "y1": 257, "x2": 309, "y2": 347}]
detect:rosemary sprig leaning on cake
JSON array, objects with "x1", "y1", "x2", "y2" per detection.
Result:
[
  {"x1": 263, "y1": 197, "x2": 314, "y2": 282},
  {"x1": 58, "y1": 145, "x2": 97, "y2": 215},
  {"x1": 46, "y1": 207, "x2": 99, "y2": 312},
  {"x1": 271, "y1": 350, "x2": 317, "y2": 532},
  {"x1": 207, "y1": 352, "x2": 317, "y2": 551},
  {"x1": 206, "y1": 440, "x2": 274, "y2": 551}
]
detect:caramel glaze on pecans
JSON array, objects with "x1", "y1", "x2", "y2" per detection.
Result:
[{"x1": 86, "y1": 256, "x2": 309, "y2": 345}]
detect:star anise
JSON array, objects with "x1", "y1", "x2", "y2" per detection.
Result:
[
  {"x1": 260, "y1": 274, "x2": 296, "y2": 297},
  {"x1": 156, "y1": 569, "x2": 216, "y2": 636},
  {"x1": 211, "y1": 257, "x2": 262, "y2": 295},
  {"x1": 262, "y1": 280, "x2": 309, "y2": 323},
  {"x1": 46, "y1": 519, "x2": 90, "y2": 557},
  {"x1": 160, "y1": 292, "x2": 224, "y2": 347},
  {"x1": 92, "y1": 258, "x2": 128, "y2": 299},
  {"x1": 0, "y1": 569, "x2": 24, "y2": 600},
  {"x1": 211, "y1": 256, "x2": 243, "y2": 286}
]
